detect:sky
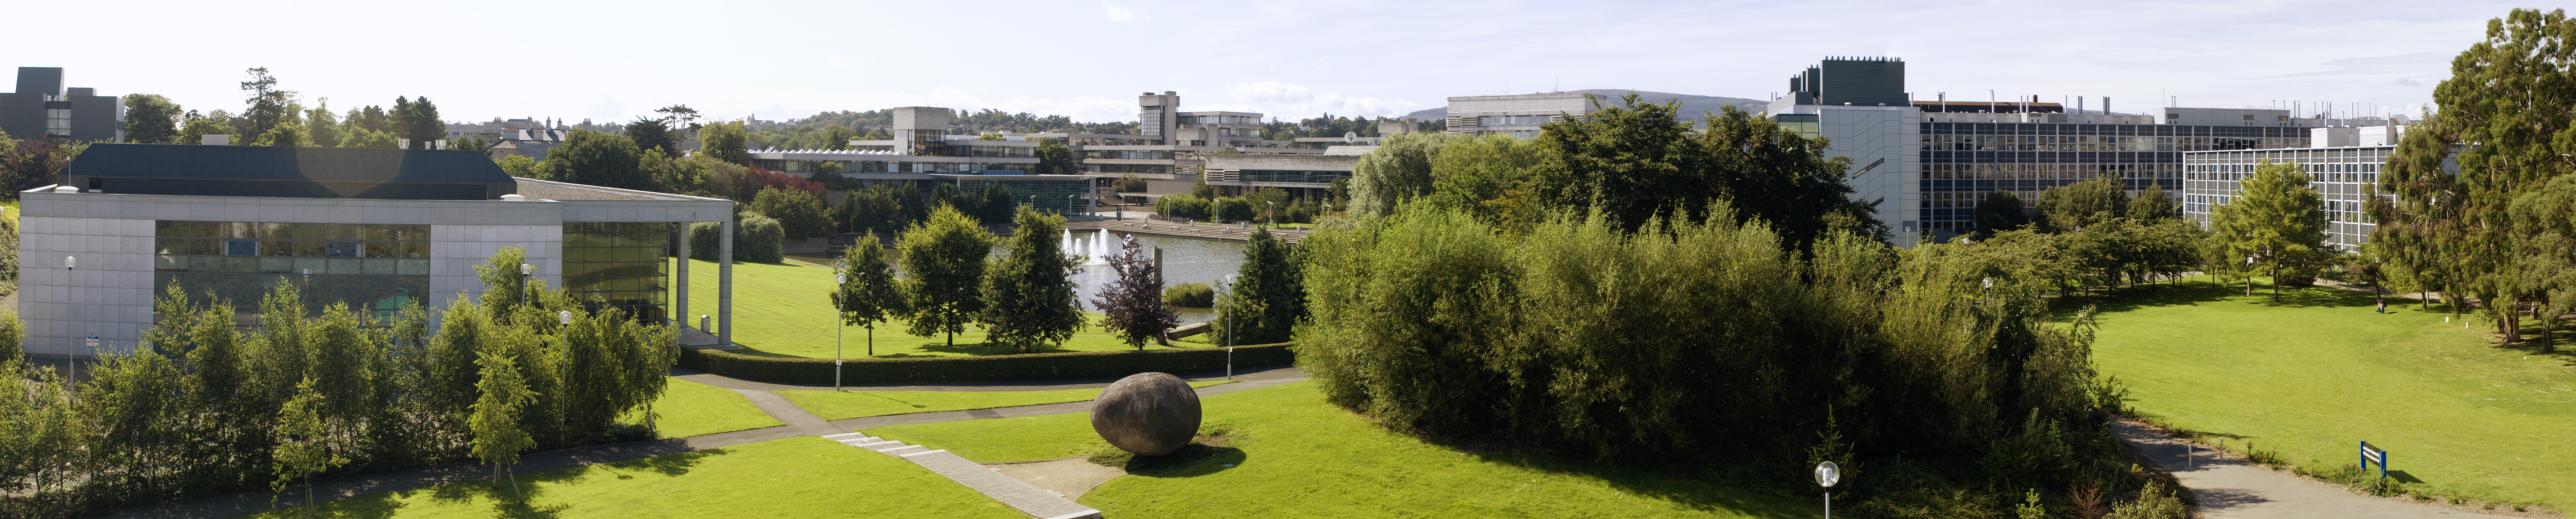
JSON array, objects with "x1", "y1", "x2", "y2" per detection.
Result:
[{"x1": 8, "y1": 0, "x2": 2522, "y2": 127}]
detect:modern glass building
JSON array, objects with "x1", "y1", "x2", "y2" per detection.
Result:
[
  {"x1": 1915, "y1": 122, "x2": 2308, "y2": 239},
  {"x1": 23, "y1": 144, "x2": 739, "y2": 358}
]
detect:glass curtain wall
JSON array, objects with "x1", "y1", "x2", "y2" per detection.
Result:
[
  {"x1": 152, "y1": 221, "x2": 432, "y2": 322},
  {"x1": 562, "y1": 222, "x2": 673, "y2": 322}
]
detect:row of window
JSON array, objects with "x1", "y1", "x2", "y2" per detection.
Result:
[
  {"x1": 1922, "y1": 122, "x2": 2302, "y2": 137},
  {"x1": 1922, "y1": 134, "x2": 2294, "y2": 152},
  {"x1": 1921, "y1": 163, "x2": 2180, "y2": 180},
  {"x1": 158, "y1": 238, "x2": 429, "y2": 258},
  {"x1": 157, "y1": 221, "x2": 432, "y2": 242}
]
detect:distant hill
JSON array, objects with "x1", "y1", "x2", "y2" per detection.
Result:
[{"x1": 1400, "y1": 89, "x2": 1770, "y2": 124}]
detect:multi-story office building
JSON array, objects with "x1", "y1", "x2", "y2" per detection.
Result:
[
  {"x1": 1445, "y1": 93, "x2": 1598, "y2": 138},
  {"x1": 1764, "y1": 57, "x2": 2325, "y2": 245},
  {"x1": 2179, "y1": 124, "x2": 2410, "y2": 252},
  {"x1": 0, "y1": 67, "x2": 124, "y2": 142},
  {"x1": 1202, "y1": 145, "x2": 1373, "y2": 198}
]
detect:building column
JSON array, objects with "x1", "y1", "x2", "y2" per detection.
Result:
[
  {"x1": 719, "y1": 219, "x2": 734, "y2": 347},
  {"x1": 674, "y1": 222, "x2": 689, "y2": 327}
]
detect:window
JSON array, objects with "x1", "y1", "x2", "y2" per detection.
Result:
[
  {"x1": 226, "y1": 240, "x2": 258, "y2": 256},
  {"x1": 327, "y1": 242, "x2": 363, "y2": 257},
  {"x1": 2243, "y1": 114, "x2": 2255, "y2": 120}
]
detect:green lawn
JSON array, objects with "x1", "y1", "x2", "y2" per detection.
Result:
[
  {"x1": 621, "y1": 377, "x2": 781, "y2": 438},
  {"x1": 2087, "y1": 276, "x2": 2576, "y2": 508},
  {"x1": 866, "y1": 381, "x2": 1808, "y2": 518},
  {"x1": 779, "y1": 381, "x2": 1231, "y2": 420},
  {"x1": 240, "y1": 436, "x2": 1018, "y2": 518},
  {"x1": 673, "y1": 258, "x2": 1209, "y2": 358}
]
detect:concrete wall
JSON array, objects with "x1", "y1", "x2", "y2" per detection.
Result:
[{"x1": 1816, "y1": 106, "x2": 1920, "y2": 247}]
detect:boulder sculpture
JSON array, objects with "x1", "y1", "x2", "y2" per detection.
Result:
[{"x1": 1090, "y1": 372, "x2": 1203, "y2": 456}]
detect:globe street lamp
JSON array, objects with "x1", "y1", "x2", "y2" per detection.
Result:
[{"x1": 520, "y1": 263, "x2": 536, "y2": 307}]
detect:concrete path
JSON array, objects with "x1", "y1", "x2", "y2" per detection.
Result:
[
  {"x1": 111, "y1": 365, "x2": 1301, "y2": 518},
  {"x1": 822, "y1": 432, "x2": 1100, "y2": 519},
  {"x1": 2113, "y1": 420, "x2": 2472, "y2": 518}
]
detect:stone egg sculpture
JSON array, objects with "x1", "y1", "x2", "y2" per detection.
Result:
[{"x1": 1090, "y1": 372, "x2": 1203, "y2": 456}]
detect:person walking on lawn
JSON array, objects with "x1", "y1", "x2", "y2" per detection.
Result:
[{"x1": 2376, "y1": 298, "x2": 2387, "y2": 314}]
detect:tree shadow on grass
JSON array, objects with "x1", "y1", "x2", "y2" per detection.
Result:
[
  {"x1": 288, "y1": 489, "x2": 407, "y2": 518},
  {"x1": 1420, "y1": 443, "x2": 1807, "y2": 515}
]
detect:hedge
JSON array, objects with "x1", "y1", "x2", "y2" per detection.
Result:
[{"x1": 679, "y1": 342, "x2": 1295, "y2": 385}]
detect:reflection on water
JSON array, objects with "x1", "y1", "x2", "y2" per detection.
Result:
[{"x1": 869, "y1": 232, "x2": 1246, "y2": 325}]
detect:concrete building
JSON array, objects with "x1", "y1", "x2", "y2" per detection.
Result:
[
  {"x1": 1762, "y1": 57, "x2": 2330, "y2": 245},
  {"x1": 2179, "y1": 124, "x2": 2412, "y2": 252},
  {"x1": 0, "y1": 67, "x2": 124, "y2": 142},
  {"x1": 1445, "y1": 93, "x2": 1595, "y2": 138},
  {"x1": 1202, "y1": 145, "x2": 1372, "y2": 198},
  {"x1": 447, "y1": 117, "x2": 570, "y2": 159},
  {"x1": 20, "y1": 143, "x2": 740, "y2": 358}
]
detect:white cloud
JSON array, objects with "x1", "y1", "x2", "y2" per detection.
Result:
[{"x1": 1101, "y1": 1, "x2": 1145, "y2": 22}]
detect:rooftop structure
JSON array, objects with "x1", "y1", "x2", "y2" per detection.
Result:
[{"x1": 0, "y1": 67, "x2": 123, "y2": 142}]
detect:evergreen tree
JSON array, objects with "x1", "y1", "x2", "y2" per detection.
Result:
[
  {"x1": 122, "y1": 94, "x2": 183, "y2": 144},
  {"x1": 898, "y1": 204, "x2": 997, "y2": 346},
  {"x1": 303, "y1": 99, "x2": 341, "y2": 148},
  {"x1": 1221, "y1": 228, "x2": 1305, "y2": 344},
  {"x1": 979, "y1": 206, "x2": 1084, "y2": 353},
  {"x1": 239, "y1": 68, "x2": 297, "y2": 139},
  {"x1": 628, "y1": 118, "x2": 676, "y2": 155}
]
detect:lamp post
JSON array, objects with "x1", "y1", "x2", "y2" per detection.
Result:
[
  {"x1": 557, "y1": 310, "x2": 571, "y2": 447},
  {"x1": 520, "y1": 263, "x2": 535, "y2": 308},
  {"x1": 835, "y1": 265, "x2": 848, "y2": 392},
  {"x1": 1222, "y1": 274, "x2": 1238, "y2": 381},
  {"x1": 61, "y1": 256, "x2": 74, "y2": 389}
]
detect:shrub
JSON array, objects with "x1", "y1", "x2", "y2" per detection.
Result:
[
  {"x1": 1212, "y1": 196, "x2": 1256, "y2": 221},
  {"x1": 1163, "y1": 283, "x2": 1214, "y2": 307},
  {"x1": 678, "y1": 342, "x2": 1295, "y2": 385},
  {"x1": 1114, "y1": 174, "x2": 1149, "y2": 193},
  {"x1": 1158, "y1": 194, "x2": 1211, "y2": 220},
  {"x1": 688, "y1": 214, "x2": 786, "y2": 263}
]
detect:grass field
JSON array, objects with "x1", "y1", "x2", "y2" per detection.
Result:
[
  {"x1": 866, "y1": 381, "x2": 1808, "y2": 518},
  {"x1": 672, "y1": 258, "x2": 1210, "y2": 358},
  {"x1": 240, "y1": 436, "x2": 1018, "y2": 519},
  {"x1": 621, "y1": 378, "x2": 781, "y2": 438},
  {"x1": 2086, "y1": 276, "x2": 2576, "y2": 508},
  {"x1": 779, "y1": 381, "x2": 1232, "y2": 420}
]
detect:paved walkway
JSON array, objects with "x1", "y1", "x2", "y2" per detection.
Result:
[
  {"x1": 110, "y1": 365, "x2": 1303, "y2": 518},
  {"x1": 823, "y1": 432, "x2": 1100, "y2": 519},
  {"x1": 2114, "y1": 420, "x2": 2471, "y2": 518}
]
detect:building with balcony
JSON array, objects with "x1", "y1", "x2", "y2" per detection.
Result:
[{"x1": 1445, "y1": 93, "x2": 1595, "y2": 138}]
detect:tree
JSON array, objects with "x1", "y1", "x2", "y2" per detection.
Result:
[
  {"x1": 898, "y1": 204, "x2": 997, "y2": 345},
  {"x1": 391, "y1": 96, "x2": 444, "y2": 148},
  {"x1": 180, "y1": 113, "x2": 234, "y2": 145},
  {"x1": 2132, "y1": 182, "x2": 2177, "y2": 222},
  {"x1": 303, "y1": 98, "x2": 341, "y2": 148},
  {"x1": 639, "y1": 147, "x2": 706, "y2": 193},
  {"x1": 252, "y1": 124, "x2": 305, "y2": 147},
  {"x1": 122, "y1": 94, "x2": 183, "y2": 143},
  {"x1": 549, "y1": 130, "x2": 648, "y2": 190},
  {"x1": 1532, "y1": 94, "x2": 1702, "y2": 230},
  {"x1": 1034, "y1": 137, "x2": 1077, "y2": 175},
  {"x1": 1093, "y1": 236, "x2": 1178, "y2": 350},
  {"x1": 1698, "y1": 105, "x2": 1881, "y2": 247},
  {"x1": 821, "y1": 124, "x2": 857, "y2": 151},
  {"x1": 701, "y1": 121, "x2": 751, "y2": 165},
  {"x1": 655, "y1": 105, "x2": 703, "y2": 130},
  {"x1": 1349, "y1": 131, "x2": 1453, "y2": 216},
  {"x1": 271, "y1": 377, "x2": 349, "y2": 519},
  {"x1": 0, "y1": 134, "x2": 74, "y2": 197},
  {"x1": 239, "y1": 68, "x2": 298, "y2": 139},
  {"x1": 2035, "y1": 174, "x2": 2128, "y2": 233},
  {"x1": 834, "y1": 234, "x2": 910, "y2": 356},
  {"x1": 2210, "y1": 160, "x2": 2325, "y2": 302},
  {"x1": 1220, "y1": 228, "x2": 1305, "y2": 344},
  {"x1": 467, "y1": 346, "x2": 536, "y2": 502},
  {"x1": 1973, "y1": 190, "x2": 2029, "y2": 240},
  {"x1": 627, "y1": 118, "x2": 676, "y2": 155},
  {"x1": 749, "y1": 187, "x2": 833, "y2": 239},
  {"x1": 979, "y1": 206, "x2": 1084, "y2": 353},
  {"x1": 2375, "y1": 8, "x2": 2576, "y2": 351}
]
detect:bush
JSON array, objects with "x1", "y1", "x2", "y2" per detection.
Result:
[
  {"x1": 1212, "y1": 196, "x2": 1256, "y2": 221},
  {"x1": 1164, "y1": 283, "x2": 1214, "y2": 307},
  {"x1": 678, "y1": 342, "x2": 1295, "y2": 385},
  {"x1": 1114, "y1": 174, "x2": 1149, "y2": 193},
  {"x1": 1158, "y1": 194, "x2": 1211, "y2": 220},
  {"x1": 688, "y1": 214, "x2": 786, "y2": 263}
]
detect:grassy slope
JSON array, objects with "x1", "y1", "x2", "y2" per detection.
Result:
[
  {"x1": 622, "y1": 377, "x2": 782, "y2": 438},
  {"x1": 240, "y1": 436, "x2": 1018, "y2": 518},
  {"x1": 672, "y1": 257, "x2": 1207, "y2": 358},
  {"x1": 868, "y1": 381, "x2": 1807, "y2": 518},
  {"x1": 780, "y1": 381, "x2": 1231, "y2": 420},
  {"x1": 2087, "y1": 276, "x2": 2575, "y2": 507}
]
